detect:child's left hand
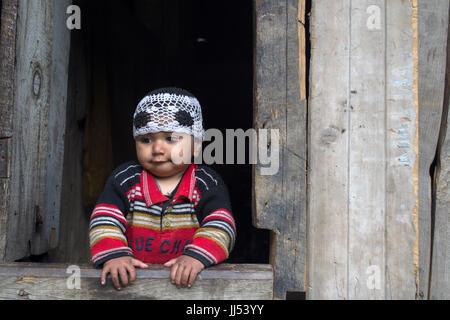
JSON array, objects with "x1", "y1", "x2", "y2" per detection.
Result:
[{"x1": 163, "y1": 255, "x2": 205, "y2": 288}]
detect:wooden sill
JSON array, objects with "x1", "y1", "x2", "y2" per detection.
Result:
[{"x1": 0, "y1": 263, "x2": 273, "y2": 300}]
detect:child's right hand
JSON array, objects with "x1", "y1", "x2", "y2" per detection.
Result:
[{"x1": 101, "y1": 256, "x2": 148, "y2": 290}]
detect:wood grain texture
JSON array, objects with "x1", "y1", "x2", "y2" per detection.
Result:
[
  {"x1": 307, "y1": 0, "x2": 350, "y2": 299},
  {"x1": 430, "y1": 1, "x2": 450, "y2": 300},
  {"x1": 348, "y1": 0, "x2": 386, "y2": 299},
  {"x1": 0, "y1": 263, "x2": 273, "y2": 300},
  {"x1": 308, "y1": 0, "x2": 419, "y2": 299},
  {"x1": 5, "y1": 0, "x2": 71, "y2": 260},
  {"x1": 417, "y1": 0, "x2": 449, "y2": 300},
  {"x1": 0, "y1": 0, "x2": 18, "y2": 139},
  {"x1": 385, "y1": 0, "x2": 418, "y2": 299},
  {"x1": 0, "y1": 0, "x2": 18, "y2": 262},
  {"x1": 253, "y1": 0, "x2": 307, "y2": 299},
  {"x1": 38, "y1": 0, "x2": 72, "y2": 253},
  {"x1": 432, "y1": 103, "x2": 450, "y2": 299}
]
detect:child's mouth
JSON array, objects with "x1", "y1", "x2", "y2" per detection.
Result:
[{"x1": 152, "y1": 160, "x2": 169, "y2": 164}]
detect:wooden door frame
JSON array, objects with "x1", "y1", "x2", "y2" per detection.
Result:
[
  {"x1": 0, "y1": 0, "x2": 71, "y2": 261},
  {"x1": 253, "y1": 0, "x2": 308, "y2": 299}
]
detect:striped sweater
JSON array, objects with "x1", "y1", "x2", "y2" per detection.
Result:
[{"x1": 89, "y1": 161, "x2": 236, "y2": 268}]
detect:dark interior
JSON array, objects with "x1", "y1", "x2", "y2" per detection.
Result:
[{"x1": 62, "y1": 0, "x2": 269, "y2": 264}]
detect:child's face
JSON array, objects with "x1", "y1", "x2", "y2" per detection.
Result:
[{"x1": 135, "y1": 132, "x2": 195, "y2": 178}]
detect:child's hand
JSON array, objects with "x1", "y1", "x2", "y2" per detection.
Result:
[
  {"x1": 163, "y1": 255, "x2": 205, "y2": 288},
  {"x1": 101, "y1": 256, "x2": 148, "y2": 290}
]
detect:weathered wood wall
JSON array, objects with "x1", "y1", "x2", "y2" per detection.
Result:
[
  {"x1": 253, "y1": 0, "x2": 307, "y2": 299},
  {"x1": 308, "y1": 0, "x2": 449, "y2": 300},
  {"x1": 0, "y1": 0, "x2": 71, "y2": 261},
  {"x1": 308, "y1": 0, "x2": 420, "y2": 299},
  {"x1": 0, "y1": 263, "x2": 273, "y2": 300}
]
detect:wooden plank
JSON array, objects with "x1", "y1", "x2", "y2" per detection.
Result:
[
  {"x1": 37, "y1": 0, "x2": 72, "y2": 253},
  {"x1": 432, "y1": 104, "x2": 450, "y2": 300},
  {"x1": 5, "y1": 0, "x2": 71, "y2": 260},
  {"x1": 308, "y1": 0, "x2": 419, "y2": 299},
  {"x1": 253, "y1": 0, "x2": 307, "y2": 299},
  {"x1": 5, "y1": 0, "x2": 45, "y2": 260},
  {"x1": 430, "y1": 1, "x2": 450, "y2": 300},
  {"x1": 432, "y1": 91, "x2": 450, "y2": 299},
  {"x1": 0, "y1": 178, "x2": 9, "y2": 262},
  {"x1": 0, "y1": 263, "x2": 273, "y2": 300},
  {"x1": 0, "y1": 0, "x2": 18, "y2": 262},
  {"x1": 417, "y1": 0, "x2": 449, "y2": 300},
  {"x1": 307, "y1": 0, "x2": 350, "y2": 299},
  {"x1": 384, "y1": 0, "x2": 419, "y2": 299},
  {"x1": 348, "y1": 0, "x2": 386, "y2": 300}
]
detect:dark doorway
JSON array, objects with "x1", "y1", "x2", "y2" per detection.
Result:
[{"x1": 60, "y1": 0, "x2": 269, "y2": 264}]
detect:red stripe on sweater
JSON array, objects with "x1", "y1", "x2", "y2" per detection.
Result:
[
  {"x1": 91, "y1": 238, "x2": 130, "y2": 261},
  {"x1": 91, "y1": 204, "x2": 127, "y2": 224},
  {"x1": 190, "y1": 236, "x2": 228, "y2": 262},
  {"x1": 202, "y1": 209, "x2": 236, "y2": 231}
]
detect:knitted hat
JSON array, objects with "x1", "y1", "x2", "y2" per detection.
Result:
[{"x1": 133, "y1": 87, "x2": 204, "y2": 140}]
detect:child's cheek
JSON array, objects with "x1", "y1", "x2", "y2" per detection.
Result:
[
  {"x1": 171, "y1": 143, "x2": 193, "y2": 165},
  {"x1": 170, "y1": 144, "x2": 183, "y2": 164}
]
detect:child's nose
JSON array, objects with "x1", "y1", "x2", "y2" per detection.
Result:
[{"x1": 152, "y1": 140, "x2": 165, "y2": 154}]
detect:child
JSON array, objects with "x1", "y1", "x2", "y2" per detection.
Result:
[{"x1": 89, "y1": 87, "x2": 236, "y2": 290}]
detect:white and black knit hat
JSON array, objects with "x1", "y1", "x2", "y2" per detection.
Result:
[{"x1": 133, "y1": 87, "x2": 204, "y2": 140}]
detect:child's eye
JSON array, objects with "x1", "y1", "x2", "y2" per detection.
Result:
[{"x1": 139, "y1": 137, "x2": 152, "y2": 144}]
